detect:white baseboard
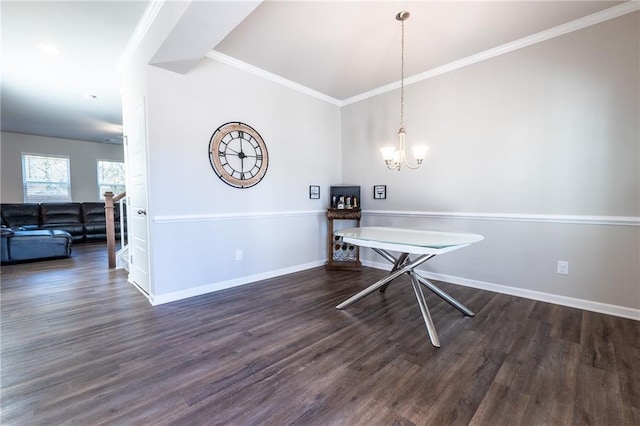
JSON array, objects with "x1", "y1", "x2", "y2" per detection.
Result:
[
  {"x1": 362, "y1": 260, "x2": 640, "y2": 321},
  {"x1": 139, "y1": 256, "x2": 639, "y2": 321},
  {"x1": 149, "y1": 260, "x2": 326, "y2": 306}
]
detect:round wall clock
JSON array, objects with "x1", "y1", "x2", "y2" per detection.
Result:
[{"x1": 208, "y1": 122, "x2": 269, "y2": 189}]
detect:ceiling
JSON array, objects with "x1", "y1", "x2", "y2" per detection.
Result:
[
  {"x1": 0, "y1": 1, "x2": 632, "y2": 144},
  {"x1": 1, "y1": 1, "x2": 148, "y2": 144}
]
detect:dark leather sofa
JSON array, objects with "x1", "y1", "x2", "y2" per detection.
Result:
[
  {"x1": 82, "y1": 202, "x2": 125, "y2": 242},
  {"x1": 1, "y1": 202, "x2": 126, "y2": 242},
  {"x1": 40, "y1": 203, "x2": 85, "y2": 241},
  {"x1": 1, "y1": 202, "x2": 126, "y2": 264}
]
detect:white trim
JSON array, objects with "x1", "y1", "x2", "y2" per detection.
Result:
[
  {"x1": 128, "y1": 277, "x2": 152, "y2": 300},
  {"x1": 362, "y1": 259, "x2": 640, "y2": 321},
  {"x1": 149, "y1": 260, "x2": 326, "y2": 305},
  {"x1": 148, "y1": 255, "x2": 640, "y2": 319},
  {"x1": 118, "y1": 1, "x2": 640, "y2": 103},
  {"x1": 152, "y1": 209, "x2": 640, "y2": 227},
  {"x1": 117, "y1": 0, "x2": 166, "y2": 72},
  {"x1": 362, "y1": 210, "x2": 640, "y2": 227},
  {"x1": 206, "y1": 51, "x2": 343, "y2": 106},
  {"x1": 153, "y1": 209, "x2": 325, "y2": 224},
  {"x1": 343, "y1": 1, "x2": 640, "y2": 105},
  {"x1": 203, "y1": 2, "x2": 639, "y2": 107}
]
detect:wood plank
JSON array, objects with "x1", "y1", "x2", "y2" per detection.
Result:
[
  {"x1": 573, "y1": 363, "x2": 626, "y2": 425},
  {"x1": 469, "y1": 382, "x2": 530, "y2": 425},
  {"x1": 579, "y1": 311, "x2": 619, "y2": 372},
  {"x1": 1, "y1": 243, "x2": 638, "y2": 425}
]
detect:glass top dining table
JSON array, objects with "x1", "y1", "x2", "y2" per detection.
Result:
[
  {"x1": 336, "y1": 226, "x2": 484, "y2": 255},
  {"x1": 334, "y1": 226, "x2": 484, "y2": 347}
]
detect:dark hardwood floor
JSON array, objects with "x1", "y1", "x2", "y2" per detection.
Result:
[{"x1": 1, "y1": 243, "x2": 639, "y2": 425}]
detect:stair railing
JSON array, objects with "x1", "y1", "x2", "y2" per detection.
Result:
[{"x1": 105, "y1": 191, "x2": 127, "y2": 268}]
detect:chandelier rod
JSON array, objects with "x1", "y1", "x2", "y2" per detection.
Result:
[
  {"x1": 400, "y1": 12, "x2": 405, "y2": 130},
  {"x1": 380, "y1": 11, "x2": 426, "y2": 172}
]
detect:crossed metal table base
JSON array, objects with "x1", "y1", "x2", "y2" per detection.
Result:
[{"x1": 336, "y1": 248, "x2": 474, "y2": 347}]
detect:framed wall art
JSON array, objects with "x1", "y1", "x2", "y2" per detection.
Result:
[{"x1": 309, "y1": 185, "x2": 320, "y2": 199}]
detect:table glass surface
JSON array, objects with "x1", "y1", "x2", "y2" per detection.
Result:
[{"x1": 336, "y1": 227, "x2": 484, "y2": 249}]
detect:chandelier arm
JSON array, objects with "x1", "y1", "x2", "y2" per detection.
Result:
[{"x1": 402, "y1": 157, "x2": 421, "y2": 170}]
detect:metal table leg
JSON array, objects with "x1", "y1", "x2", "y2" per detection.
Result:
[
  {"x1": 414, "y1": 273, "x2": 474, "y2": 316},
  {"x1": 409, "y1": 272, "x2": 440, "y2": 347},
  {"x1": 335, "y1": 254, "x2": 434, "y2": 310},
  {"x1": 372, "y1": 248, "x2": 475, "y2": 316},
  {"x1": 335, "y1": 248, "x2": 475, "y2": 347},
  {"x1": 377, "y1": 250, "x2": 409, "y2": 293}
]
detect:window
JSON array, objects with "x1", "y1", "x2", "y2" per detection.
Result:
[
  {"x1": 97, "y1": 160, "x2": 125, "y2": 199},
  {"x1": 22, "y1": 154, "x2": 71, "y2": 203}
]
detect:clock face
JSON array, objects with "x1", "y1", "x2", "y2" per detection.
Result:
[{"x1": 208, "y1": 122, "x2": 269, "y2": 188}]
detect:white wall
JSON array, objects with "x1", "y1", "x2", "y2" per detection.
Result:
[
  {"x1": 0, "y1": 131, "x2": 124, "y2": 203},
  {"x1": 137, "y1": 58, "x2": 341, "y2": 301},
  {"x1": 122, "y1": 6, "x2": 638, "y2": 317},
  {"x1": 341, "y1": 13, "x2": 639, "y2": 314}
]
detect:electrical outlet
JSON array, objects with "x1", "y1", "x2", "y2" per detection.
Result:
[
  {"x1": 235, "y1": 249, "x2": 243, "y2": 261},
  {"x1": 557, "y1": 260, "x2": 569, "y2": 275}
]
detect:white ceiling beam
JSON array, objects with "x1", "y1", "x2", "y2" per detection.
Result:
[{"x1": 149, "y1": 0, "x2": 262, "y2": 74}]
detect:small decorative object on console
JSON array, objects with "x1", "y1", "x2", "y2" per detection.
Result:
[{"x1": 329, "y1": 185, "x2": 361, "y2": 210}]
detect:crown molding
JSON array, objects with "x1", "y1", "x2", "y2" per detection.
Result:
[
  {"x1": 128, "y1": 2, "x2": 639, "y2": 105},
  {"x1": 206, "y1": 51, "x2": 343, "y2": 106},
  {"x1": 117, "y1": 0, "x2": 166, "y2": 72},
  {"x1": 342, "y1": 1, "x2": 640, "y2": 105}
]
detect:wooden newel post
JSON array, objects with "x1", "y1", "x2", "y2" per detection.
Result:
[{"x1": 104, "y1": 191, "x2": 116, "y2": 268}]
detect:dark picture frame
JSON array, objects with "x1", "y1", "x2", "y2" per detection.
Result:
[
  {"x1": 373, "y1": 185, "x2": 386, "y2": 199},
  {"x1": 309, "y1": 185, "x2": 320, "y2": 199}
]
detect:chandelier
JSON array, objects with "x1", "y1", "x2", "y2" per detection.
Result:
[{"x1": 380, "y1": 11, "x2": 427, "y2": 171}]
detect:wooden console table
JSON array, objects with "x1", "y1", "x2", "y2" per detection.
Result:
[{"x1": 325, "y1": 209, "x2": 361, "y2": 271}]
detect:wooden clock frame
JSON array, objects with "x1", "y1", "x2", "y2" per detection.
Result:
[{"x1": 208, "y1": 122, "x2": 269, "y2": 189}]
